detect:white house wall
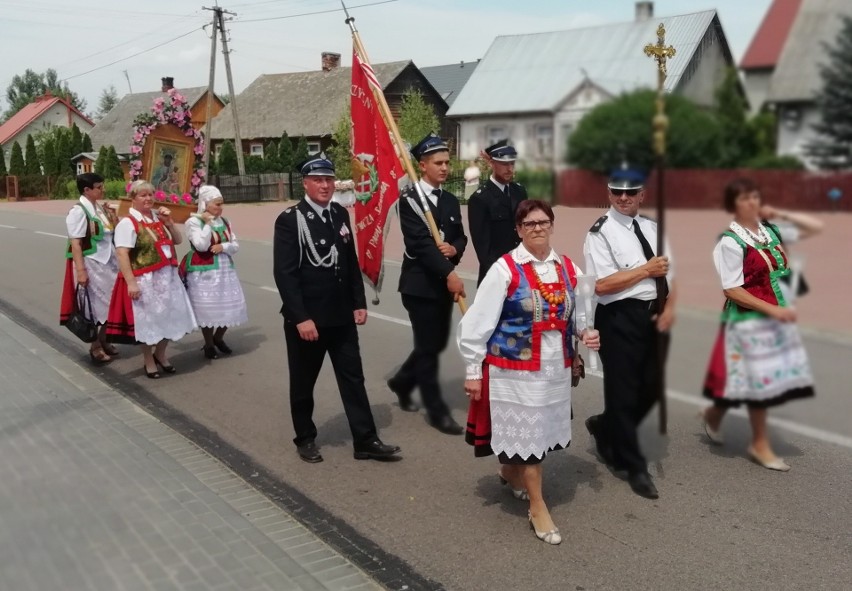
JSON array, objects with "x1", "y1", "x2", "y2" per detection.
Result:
[
  {"x1": 776, "y1": 104, "x2": 821, "y2": 170},
  {"x1": 678, "y1": 27, "x2": 730, "y2": 108},
  {"x1": 2, "y1": 109, "x2": 93, "y2": 162},
  {"x1": 456, "y1": 115, "x2": 554, "y2": 169},
  {"x1": 742, "y1": 69, "x2": 772, "y2": 114}
]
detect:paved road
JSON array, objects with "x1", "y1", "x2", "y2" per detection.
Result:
[{"x1": 0, "y1": 205, "x2": 850, "y2": 591}]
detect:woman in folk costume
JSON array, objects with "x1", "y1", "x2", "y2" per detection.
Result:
[
  {"x1": 182, "y1": 185, "x2": 248, "y2": 359},
  {"x1": 700, "y1": 178, "x2": 815, "y2": 471},
  {"x1": 457, "y1": 200, "x2": 600, "y2": 545},
  {"x1": 60, "y1": 173, "x2": 120, "y2": 364},
  {"x1": 106, "y1": 180, "x2": 197, "y2": 378}
]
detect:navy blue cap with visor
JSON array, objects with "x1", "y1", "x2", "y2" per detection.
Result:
[
  {"x1": 410, "y1": 133, "x2": 449, "y2": 161},
  {"x1": 297, "y1": 152, "x2": 336, "y2": 177},
  {"x1": 607, "y1": 163, "x2": 646, "y2": 191},
  {"x1": 484, "y1": 139, "x2": 517, "y2": 162}
]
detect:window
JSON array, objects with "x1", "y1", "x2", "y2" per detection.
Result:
[
  {"x1": 250, "y1": 143, "x2": 264, "y2": 157},
  {"x1": 76, "y1": 163, "x2": 85, "y2": 174},
  {"x1": 536, "y1": 124, "x2": 553, "y2": 158},
  {"x1": 307, "y1": 141, "x2": 321, "y2": 153},
  {"x1": 486, "y1": 126, "x2": 507, "y2": 147}
]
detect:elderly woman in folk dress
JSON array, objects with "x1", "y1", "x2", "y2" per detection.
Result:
[
  {"x1": 699, "y1": 178, "x2": 816, "y2": 471},
  {"x1": 182, "y1": 185, "x2": 248, "y2": 359},
  {"x1": 60, "y1": 173, "x2": 120, "y2": 363},
  {"x1": 458, "y1": 200, "x2": 600, "y2": 545},
  {"x1": 106, "y1": 180, "x2": 197, "y2": 378}
]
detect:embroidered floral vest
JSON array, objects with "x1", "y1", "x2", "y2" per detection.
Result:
[
  {"x1": 722, "y1": 222, "x2": 790, "y2": 322},
  {"x1": 129, "y1": 216, "x2": 177, "y2": 276},
  {"x1": 485, "y1": 253, "x2": 577, "y2": 371},
  {"x1": 183, "y1": 218, "x2": 235, "y2": 273},
  {"x1": 65, "y1": 204, "x2": 104, "y2": 258}
]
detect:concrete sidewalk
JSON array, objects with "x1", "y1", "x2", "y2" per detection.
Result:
[{"x1": 0, "y1": 312, "x2": 382, "y2": 591}]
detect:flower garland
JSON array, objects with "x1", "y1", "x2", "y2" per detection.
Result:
[{"x1": 127, "y1": 88, "x2": 206, "y2": 201}]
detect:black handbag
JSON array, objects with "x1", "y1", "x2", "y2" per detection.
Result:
[{"x1": 65, "y1": 285, "x2": 99, "y2": 343}]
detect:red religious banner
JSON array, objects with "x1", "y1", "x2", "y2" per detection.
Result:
[{"x1": 350, "y1": 49, "x2": 406, "y2": 293}]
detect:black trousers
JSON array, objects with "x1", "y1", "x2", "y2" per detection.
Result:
[
  {"x1": 284, "y1": 321, "x2": 377, "y2": 447},
  {"x1": 393, "y1": 293, "x2": 454, "y2": 419},
  {"x1": 596, "y1": 299, "x2": 669, "y2": 475}
]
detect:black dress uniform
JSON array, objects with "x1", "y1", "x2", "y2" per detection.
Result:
[
  {"x1": 582, "y1": 165, "x2": 671, "y2": 499},
  {"x1": 390, "y1": 135, "x2": 468, "y2": 432},
  {"x1": 273, "y1": 153, "x2": 399, "y2": 462},
  {"x1": 468, "y1": 140, "x2": 526, "y2": 285}
]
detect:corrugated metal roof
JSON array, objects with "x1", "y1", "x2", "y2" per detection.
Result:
[
  {"x1": 767, "y1": 0, "x2": 852, "y2": 102},
  {"x1": 210, "y1": 61, "x2": 411, "y2": 140},
  {"x1": 420, "y1": 61, "x2": 479, "y2": 107},
  {"x1": 740, "y1": 0, "x2": 802, "y2": 70},
  {"x1": 447, "y1": 10, "x2": 719, "y2": 117},
  {"x1": 89, "y1": 86, "x2": 209, "y2": 153}
]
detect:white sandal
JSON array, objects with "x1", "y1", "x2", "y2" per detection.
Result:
[
  {"x1": 498, "y1": 474, "x2": 530, "y2": 501},
  {"x1": 528, "y1": 511, "x2": 561, "y2": 545}
]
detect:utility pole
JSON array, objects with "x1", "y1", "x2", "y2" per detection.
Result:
[
  {"x1": 122, "y1": 70, "x2": 133, "y2": 94},
  {"x1": 216, "y1": 6, "x2": 245, "y2": 175},
  {"x1": 201, "y1": 5, "x2": 219, "y2": 173}
]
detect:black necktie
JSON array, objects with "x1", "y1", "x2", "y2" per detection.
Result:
[
  {"x1": 632, "y1": 220, "x2": 655, "y2": 261},
  {"x1": 504, "y1": 185, "x2": 509, "y2": 199},
  {"x1": 633, "y1": 219, "x2": 669, "y2": 305},
  {"x1": 322, "y1": 209, "x2": 333, "y2": 231}
]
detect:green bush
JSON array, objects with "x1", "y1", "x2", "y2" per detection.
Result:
[
  {"x1": 53, "y1": 174, "x2": 76, "y2": 199},
  {"x1": 515, "y1": 168, "x2": 555, "y2": 202},
  {"x1": 58, "y1": 178, "x2": 127, "y2": 200},
  {"x1": 744, "y1": 154, "x2": 806, "y2": 170}
]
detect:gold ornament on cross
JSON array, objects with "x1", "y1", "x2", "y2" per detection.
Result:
[{"x1": 644, "y1": 23, "x2": 676, "y2": 156}]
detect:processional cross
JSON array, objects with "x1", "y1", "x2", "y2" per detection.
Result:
[{"x1": 643, "y1": 24, "x2": 676, "y2": 156}]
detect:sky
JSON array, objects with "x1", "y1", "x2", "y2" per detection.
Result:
[{"x1": 0, "y1": 0, "x2": 773, "y2": 116}]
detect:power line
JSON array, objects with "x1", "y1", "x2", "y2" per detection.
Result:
[
  {"x1": 60, "y1": 28, "x2": 203, "y2": 83},
  {"x1": 232, "y1": 0, "x2": 398, "y2": 23}
]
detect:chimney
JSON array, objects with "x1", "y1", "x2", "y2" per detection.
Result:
[
  {"x1": 321, "y1": 52, "x2": 341, "y2": 72},
  {"x1": 161, "y1": 77, "x2": 174, "y2": 92},
  {"x1": 635, "y1": 1, "x2": 653, "y2": 21}
]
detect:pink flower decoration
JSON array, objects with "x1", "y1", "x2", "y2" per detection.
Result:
[
  {"x1": 182, "y1": 193, "x2": 193, "y2": 204},
  {"x1": 185, "y1": 128, "x2": 195, "y2": 137},
  {"x1": 193, "y1": 144, "x2": 204, "y2": 155},
  {"x1": 125, "y1": 182, "x2": 133, "y2": 193},
  {"x1": 190, "y1": 176, "x2": 202, "y2": 187},
  {"x1": 170, "y1": 194, "x2": 179, "y2": 204},
  {"x1": 154, "y1": 190, "x2": 166, "y2": 201},
  {"x1": 173, "y1": 93, "x2": 185, "y2": 103},
  {"x1": 133, "y1": 132, "x2": 143, "y2": 142},
  {"x1": 130, "y1": 145, "x2": 142, "y2": 154},
  {"x1": 131, "y1": 160, "x2": 143, "y2": 169}
]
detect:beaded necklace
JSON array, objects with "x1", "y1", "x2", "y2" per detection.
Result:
[{"x1": 531, "y1": 261, "x2": 567, "y2": 305}]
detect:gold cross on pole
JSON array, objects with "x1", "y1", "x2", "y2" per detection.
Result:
[
  {"x1": 644, "y1": 23, "x2": 676, "y2": 79},
  {"x1": 643, "y1": 23, "x2": 676, "y2": 156}
]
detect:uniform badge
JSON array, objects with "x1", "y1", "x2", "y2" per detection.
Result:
[
  {"x1": 320, "y1": 239, "x2": 327, "y2": 245},
  {"x1": 306, "y1": 211, "x2": 315, "y2": 220},
  {"x1": 450, "y1": 216, "x2": 455, "y2": 222},
  {"x1": 340, "y1": 224, "x2": 351, "y2": 244}
]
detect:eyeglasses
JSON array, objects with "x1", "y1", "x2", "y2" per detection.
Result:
[
  {"x1": 520, "y1": 219, "x2": 553, "y2": 230},
  {"x1": 609, "y1": 188, "x2": 640, "y2": 197}
]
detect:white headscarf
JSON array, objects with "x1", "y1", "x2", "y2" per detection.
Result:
[{"x1": 197, "y1": 185, "x2": 223, "y2": 214}]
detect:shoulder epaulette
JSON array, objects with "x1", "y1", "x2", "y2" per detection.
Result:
[
  {"x1": 589, "y1": 215, "x2": 608, "y2": 233},
  {"x1": 638, "y1": 214, "x2": 656, "y2": 222},
  {"x1": 284, "y1": 206, "x2": 295, "y2": 214}
]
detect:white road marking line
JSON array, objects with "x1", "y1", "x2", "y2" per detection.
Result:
[
  {"x1": 34, "y1": 231, "x2": 66, "y2": 239},
  {"x1": 0, "y1": 224, "x2": 17, "y2": 229},
  {"x1": 255, "y1": 284, "x2": 851, "y2": 450}
]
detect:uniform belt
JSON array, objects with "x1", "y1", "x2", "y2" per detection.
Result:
[{"x1": 603, "y1": 298, "x2": 656, "y2": 311}]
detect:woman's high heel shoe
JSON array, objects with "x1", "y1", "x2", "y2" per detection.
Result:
[
  {"x1": 202, "y1": 345, "x2": 219, "y2": 360},
  {"x1": 213, "y1": 339, "x2": 232, "y2": 355},
  {"x1": 747, "y1": 446, "x2": 790, "y2": 472},
  {"x1": 152, "y1": 355, "x2": 176, "y2": 374},
  {"x1": 89, "y1": 348, "x2": 112, "y2": 365},
  {"x1": 528, "y1": 512, "x2": 561, "y2": 545},
  {"x1": 498, "y1": 474, "x2": 530, "y2": 501},
  {"x1": 144, "y1": 366, "x2": 161, "y2": 379}
]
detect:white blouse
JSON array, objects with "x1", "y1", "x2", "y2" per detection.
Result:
[
  {"x1": 457, "y1": 244, "x2": 588, "y2": 380},
  {"x1": 185, "y1": 216, "x2": 240, "y2": 256}
]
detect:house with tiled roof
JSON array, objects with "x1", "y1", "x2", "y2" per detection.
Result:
[
  {"x1": 447, "y1": 3, "x2": 736, "y2": 169},
  {"x1": 209, "y1": 54, "x2": 451, "y2": 158},
  {"x1": 420, "y1": 61, "x2": 479, "y2": 108},
  {"x1": 742, "y1": 0, "x2": 852, "y2": 167},
  {"x1": 89, "y1": 77, "x2": 224, "y2": 156},
  {"x1": 0, "y1": 93, "x2": 93, "y2": 165}
]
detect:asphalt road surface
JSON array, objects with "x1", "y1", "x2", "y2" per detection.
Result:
[{"x1": 1, "y1": 208, "x2": 850, "y2": 591}]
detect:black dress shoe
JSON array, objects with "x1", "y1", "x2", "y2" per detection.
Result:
[
  {"x1": 213, "y1": 339, "x2": 233, "y2": 355},
  {"x1": 353, "y1": 438, "x2": 401, "y2": 460},
  {"x1": 628, "y1": 472, "x2": 659, "y2": 499},
  {"x1": 387, "y1": 378, "x2": 419, "y2": 412},
  {"x1": 429, "y1": 414, "x2": 464, "y2": 436},
  {"x1": 202, "y1": 345, "x2": 219, "y2": 360},
  {"x1": 297, "y1": 442, "x2": 323, "y2": 463},
  {"x1": 585, "y1": 415, "x2": 615, "y2": 466}
]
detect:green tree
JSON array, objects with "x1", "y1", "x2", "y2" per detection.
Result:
[
  {"x1": 245, "y1": 155, "x2": 267, "y2": 174},
  {"x1": 55, "y1": 129, "x2": 74, "y2": 175},
  {"x1": 328, "y1": 106, "x2": 352, "y2": 179},
  {"x1": 809, "y1": 15, "x2": 852, "y2": 169},
  {"x1": 3, "y1": 68, "x2": 87, "y2": 121},
  {"x1": 218, "y1": 140, "x2": 239, "y2": 175},
  {"x1": 24, "y1": 135, "x2": 41, "y2": 174},
  {"x1": 714, "y1": 68, "x2": 752, "y2": 167},
  {"x1": 41, "y1": 137, "x2": 57, "y2": 177},
  {"x1": 94, "y1": 145, "x2": 108, "y2": 177},
  {"x1": 568, "y1": 90, "x2": 721, "y2": 172},
  {"x1": 81, "y1": 133, "x2": 93, "y2": 153},
  {"x1": 397, "y1": 89, "x2": 440, "y2": 147},
  {"x1": 278, "y1": 132, "x2": 294, "y2": 172},
  {"x1": 264, "y1": 140, "x2": 281, "y2": 172},
  {"x1": 0, "y1": 147, "x2": 6, "y2": 176},
  {"x1": 104, "y1": 146, "x2": 123, "y2": 180},
  {"x1": 747, "y1": 110, "x2": 777, "y2": 158},
  {"x1": 9, "y1": 141, "x2": 25, "y2": 175},
  {"x1": 69, "y1": 124, "x2": 84, "y2": 158},
  {"x1": 293, "y1": 135, "x2": 309, "y2": 171},
  {"x1": 95, "y1": 85, "x2": 119, "y2": 120}
]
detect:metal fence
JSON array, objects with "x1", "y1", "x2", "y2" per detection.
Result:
[{"x1": 207, "y1": 172, "x2": 305, "y2": 203}]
